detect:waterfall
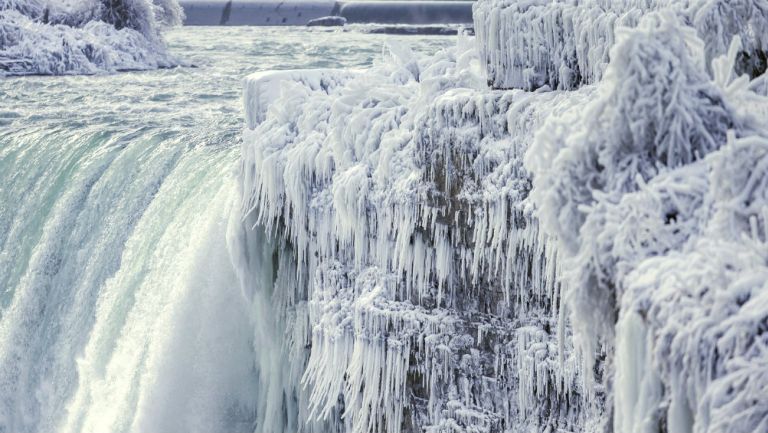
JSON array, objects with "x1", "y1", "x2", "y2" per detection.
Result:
[{"x1": 0, "y1": 118, "x2": 261, "y2": 433}]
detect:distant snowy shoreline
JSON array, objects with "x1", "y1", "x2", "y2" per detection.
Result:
[
  {"x1": 0, "y1": 0, "x2": 183, "y2": 76},
  {"x1": 0, "y1": 0, "x2": 473, "y2": 76}
]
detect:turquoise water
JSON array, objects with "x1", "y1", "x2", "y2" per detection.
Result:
[{"x1": 0, "y1": 27, "x2": 452, "y2": 433}]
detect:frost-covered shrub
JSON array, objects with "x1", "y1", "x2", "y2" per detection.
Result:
[
  {"x1": 0, "y1": 0, "x2": 183, "y2": 33},
  {"x1": 525, "y1": 6, "x2": 768, "y2": 433},
  {"x1": 0, "y1": 0, "x2": 47, "y2": 18},
  {"x1": 529, "y1": 11, "x2": 732, "y2": 255},
  {"x1": 96, "y1": 0, "x2": 183, "y2": 39},
  {"x1": 473, "y1": 0, "x2": 768, "y2": 90},
  {"x1": 689, "y1": 0, "x2": 768, "y2": 78},
  {"x1": 616, "y1": 134, "x2": 768, "y2": 433},
  {"x1": 0, "y1": 0, "x2": 182, "y2": 75},
  {"x1": 540, "y1": 13, "x2": 735, "y2": 353}
]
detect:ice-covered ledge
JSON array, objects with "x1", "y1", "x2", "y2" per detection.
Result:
[{"x1": 243, "y1": 69, "x2": 358, "y2": 129}]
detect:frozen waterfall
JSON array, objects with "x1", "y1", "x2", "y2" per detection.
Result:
[{"x1": 2, "y1": 0, "x2": 768, "y2": 432}]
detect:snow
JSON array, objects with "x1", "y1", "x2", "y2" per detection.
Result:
[
  {"x1": 0, "y1": 0, "x2": 182, "y2": 75},
  {"x1": 307, "y1": 16, "x2": 347, "y2": 27},
  {"x1": 237, "y1": 2, "x2": 768, "y2": 433}
]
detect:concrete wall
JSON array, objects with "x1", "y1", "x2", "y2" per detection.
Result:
[
  {"x1": 340, "y1": 1, "x2": 472, "y2": 24},
  {"x1": 179, "y1": 0, "x2": 474, "y2": 26},
  {"x1": 181, "y1": 1, "x2": 337, "y2": 26}
]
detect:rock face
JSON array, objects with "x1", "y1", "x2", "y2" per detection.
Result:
[{"x1": 237, "y1": 2, "x2": 768, "y2": 433}]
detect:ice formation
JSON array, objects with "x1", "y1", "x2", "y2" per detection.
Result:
[
  {"x1": 0, "y1": 0, "x2": 182, "y2": 75},
  {"x1": 238, "y1": 34, "x2": 589, "y2": 433},
  {"x1": 237, "y1": 1, "x2": 768, "y2": 432}
]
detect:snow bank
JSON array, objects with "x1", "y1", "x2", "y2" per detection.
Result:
[
  {"x1": 0, "y1": 0, "x2": 182, "y2": 75},
  {"x1": 473, "y1": 0, "x2": 768, "y2": 90}
]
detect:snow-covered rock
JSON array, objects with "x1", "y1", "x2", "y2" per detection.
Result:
[
  {"x1": 307, "y1": 16, "x2": 347, "y2": 27},
  {"x1": 237, "y1": 3, "x2": 768, "y2": 433}
]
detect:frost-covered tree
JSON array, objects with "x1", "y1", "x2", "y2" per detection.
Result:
[{"x1": 98, "y1": 0, "x2": 183, "y2": 37}]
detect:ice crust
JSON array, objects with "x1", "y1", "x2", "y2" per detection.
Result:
[
  {"x1": 239, "y1": 3, "x2": 768, "y2": 433},
  {"x1": 0, "y1": 0, "x2": 182, "y2": 75}
]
